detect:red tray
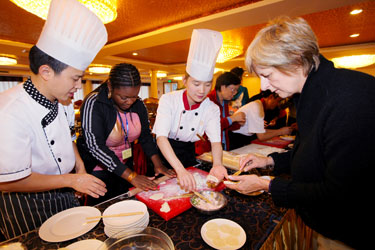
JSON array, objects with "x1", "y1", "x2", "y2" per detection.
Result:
[
  {"x1": 251, "y1": 136, "x2": 291, "y2": 148},
  {"x1": 136, "y1": 167, "x2": 225, "y2": 221}
]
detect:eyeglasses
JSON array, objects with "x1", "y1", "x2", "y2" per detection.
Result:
[{"x1": 227, "y1": 86, "x2": 238, "y2": 93}]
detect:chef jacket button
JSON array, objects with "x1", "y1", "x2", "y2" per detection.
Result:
[
  {"x1": 176, "y1": 138, "x2": 179, "y2": 141},
  {"x1": 180, "y1": 126, "x2": 183, "y2": 130},
  {"x1": 57, "y1": 158, "x2": 62, "y2": 162},
  {"x1": 191, "y1": 128, "x2": 195, "y2": 131},
  {"x1": 50, "y1": 140, "x2": 55, "y2": 145},
  {"x1": 195, "y1": 112, "x2": 198, "y2": 116},
  {"x1": 183, "y1": 110, "x2": 186, "y2": 114}
]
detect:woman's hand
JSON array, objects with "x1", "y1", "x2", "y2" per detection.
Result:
[
  {"x1": 224, "y1": 174, "x2": 270, "y2": 194},
  {"x1": 176, "y1": 168, "x2": 196, "y2": 192},
  {"x1": 70, "y1": 174, "x2": 107, "y2": 198},
  {"x1": 278, "y1": 126, "x2": 293, "y2": 136},
  {"x1": 230, "y1": 112, "x2": 246, "y2": 126},
  {"x1": 239, "y1": 154, "x2": 273, "y2": 172},
  {"x1": 154, "y1": 163, "x2": 176, "y2": 178},
  {"x1": 208, "y1": 165, "x2": 229, "y2": 184},
  {"x1": 130, "y1": 175, "x2": 158, "y2": 191}
]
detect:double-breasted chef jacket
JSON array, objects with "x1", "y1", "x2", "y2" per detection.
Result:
[
  {"x1": 0, "y1": 80, "x2": 75, "y2": 180},
  {"x1": 0, "y1": 79, "x2": 78, "y2": 239},
  {"x1": 153, "y1": 89, "x2": 221, "y2": 144}
]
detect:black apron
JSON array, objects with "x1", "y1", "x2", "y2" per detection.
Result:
[
  {"x1": 160, "y1": 138, "x2": 198, "y2": 168},
  {"x1": 0, "y1": 189, "x2": 79, "y2": 240}
]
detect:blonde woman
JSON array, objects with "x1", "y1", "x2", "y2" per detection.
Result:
[{"x1": 225, "y1": 16, "x2": 374, "y2": 249}]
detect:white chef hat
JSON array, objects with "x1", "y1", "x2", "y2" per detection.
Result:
[
  {"x1": 36, "y1": 0, "x2": 108, "y2": 71},
  {"x1": 186, "y1": 29, "x2": 223, "y2": 82}
]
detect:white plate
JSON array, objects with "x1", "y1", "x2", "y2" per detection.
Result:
[
  {"x1": 64, "y1": 239, "x2": 103, "y2": 250},
  {"x1": 201, "y1": 218, "x2": 246, "y2": 250},
  {"x1": 103, "y1": 200, "x2": 147, "y2": 227},
  {"x1": 39, "y1": 206, "x2": 101, "y2": 242},
  {"x1": 280, "y1": 135, "x2": 295, "y2": 141}
]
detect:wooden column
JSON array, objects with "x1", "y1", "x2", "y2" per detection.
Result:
[{"x1": 150, "y1": 70, "x2": 158, "y2": 98}]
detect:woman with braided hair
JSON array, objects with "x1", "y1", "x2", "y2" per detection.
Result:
[{"x1": 77, "y1": 63, "x2": 175, "y2": 205}]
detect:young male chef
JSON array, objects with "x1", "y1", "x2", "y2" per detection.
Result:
[
  {"x1": 152, "y1": 29, "x2": 228, "y2": 191},
  {"x1": 0, "y1": 0, "x2": 107, "y2": 239}
]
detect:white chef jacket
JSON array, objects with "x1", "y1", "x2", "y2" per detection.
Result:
[
  {"x1": 232, "y1": 100, "x2": 266, "y2": 136},
  {"x1": 0, "y1": 84, "x2": 75, "y2": 182},
  {"x1": 152, "y1": 90, "x2": 221, "y2": 143}
]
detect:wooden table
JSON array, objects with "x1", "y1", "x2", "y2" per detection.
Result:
[{"x1": 0, "y1": 164, "x2": 286, "y2": 250}]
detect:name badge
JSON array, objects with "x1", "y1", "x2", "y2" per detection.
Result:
[{"x1": 122, "y1": 148, "x2": 132, "y2": 160}]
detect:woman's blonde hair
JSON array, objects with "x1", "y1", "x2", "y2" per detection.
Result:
[{"x1": 245, "y1": 16, "x2": 320, "y2": 76}]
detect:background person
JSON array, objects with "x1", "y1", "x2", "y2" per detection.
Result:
[
  {"x1": 77, "y1": 63, "x2": 175, "y2": 205},
  {"x1": 195, "y1": 71, "x2": 245, "y2": 154},
  {"x1": 229, "y1": 92, "x2": 292, "y2": 149},
  {"x1": 0, "y1": 0, "x2": 107, "y2": 239},
  {"x1": 225, "y1": 16, "x2": 374, "y2": 249},
  {"x1": 229, "y1": 67, "x2": 250, "y2": 111}
]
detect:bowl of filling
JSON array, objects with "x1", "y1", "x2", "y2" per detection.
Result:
[{"x1": 190, "y1": 190, "x2": 227, "y2": 214}]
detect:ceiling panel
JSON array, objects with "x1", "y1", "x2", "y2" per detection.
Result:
[{"x1": 0, "y1": 0, "x2": 374, "y2": 78}]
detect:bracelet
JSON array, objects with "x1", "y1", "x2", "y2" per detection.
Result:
[{"x1": 126, "y1": 171, "x2": 137, "y2": 182}]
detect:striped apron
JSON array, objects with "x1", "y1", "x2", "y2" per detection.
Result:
[{"x1": 0, "y1": 189, "x2": 79, "y2": 240}]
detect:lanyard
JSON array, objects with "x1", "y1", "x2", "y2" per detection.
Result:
[{"x1": 117, "y1": 111, "x2": 130, "y2": 146}]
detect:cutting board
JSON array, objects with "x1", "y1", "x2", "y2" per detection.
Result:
[{"x1": 136, "y1": 167, "x2": 225, "y2": 221}]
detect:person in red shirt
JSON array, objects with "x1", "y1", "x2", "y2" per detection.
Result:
[{"x1": 195, "y1": 72, "x2": 246, "y2": 154}]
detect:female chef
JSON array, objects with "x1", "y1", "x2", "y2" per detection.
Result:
[
  {"x1": 152, "y1": 29, "x2": 228, "y2": 191},
  {"x1": 0, "y1": 0, "x2": 107, "y2": 239}
]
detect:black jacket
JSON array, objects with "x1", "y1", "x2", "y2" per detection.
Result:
[
  {"x1": 77, "y1": 83, "x2": 158, "y2": 176},
  {"x1": 269, "y1": 56, "x2": 375, "y2": 249}
]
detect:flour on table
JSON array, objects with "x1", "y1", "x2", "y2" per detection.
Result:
[
  {"x1": 160, "y1": 202, "x2": 170, "y2": 213},
  {"x1": 150, "y1": 193, "x2": 164, "y2": 200},
  {"x1": 140, "y1": 171, "x2": 211, "y2": 200}
]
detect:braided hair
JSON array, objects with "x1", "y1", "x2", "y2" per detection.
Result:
[{"x1": 109, "y1": 63, "x2": 141, "y2": 89}]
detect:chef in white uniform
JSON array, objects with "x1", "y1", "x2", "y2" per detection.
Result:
[
  {"x1": 0, "y1": 0, "x2": 107, "y2": 239},
  {"x1": 153, "y1": 29, "x2": 228, "y2": 191}
]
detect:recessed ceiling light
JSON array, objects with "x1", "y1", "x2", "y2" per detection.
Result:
[
  {"x1": 350, "y1": 9, "x2": 363, "y2": 15},
  {"x1": 0, "y1": 54, "x2": 17, "y2": 65},
  {"x1": 132, "y1": 52, "x2": 138, "y2": 56},
  {"x1": 332, "y1": 54, "x2": 375, "y2": 69},
  {"x1": 350, "y1": 33, "x2": 360, "y2": 38}
]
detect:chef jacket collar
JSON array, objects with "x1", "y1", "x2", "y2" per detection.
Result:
[
  {"x1": 23, "y1": 78, "x2": 59, "y2": 128},
  {"x1": 183, "y1": 90, "x2": 201, "y2": 110}
]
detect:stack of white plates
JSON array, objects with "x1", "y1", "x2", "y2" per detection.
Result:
[{"x1": 103, "y1": 200, "x2": 149, "y2": 238}]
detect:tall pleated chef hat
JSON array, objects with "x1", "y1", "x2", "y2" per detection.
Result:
[
  {"x1": 186, "y1": 29, "x2": 223, "y2": 82},
  {"x1": 36, "y1": 0, "x2": 108, "y2": 71}
]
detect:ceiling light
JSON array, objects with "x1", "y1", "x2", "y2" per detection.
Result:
[
  {"x1": 216, "y1": 44, "x2": 243, "y2": 63},
  {"x1": 0, "y1": 54, "x2": 17, "y2": 65},
  {"x1": 214, "y1": 68, "x2": 224, "y2": 74},
  {"x1": 350, "y1": 33, "x2": 360, "y2": 38},
  {"x1": 132, "y1": 52, "x2": 138, "y2": 56},
  {"x1": 10, "y1": 0, "x2": 118, "y2": 24},
  {"x1": 156, "y1": 72, "x2": 167, "y2": 78},
  {"x1": 173, "y1": 76, "x2": 183, "y2": 81},
  {"x1": 350, "y1": 9, "x2": 363, "y2": 15},
  {"x1": 88, "y1": 64, "x2": 112, "y2": 74},
  {"x1": 332, "y1": 54, "x2": 375, "y2": 69}
]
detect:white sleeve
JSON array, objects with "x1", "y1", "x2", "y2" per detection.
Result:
[
  {"x1": 152, "y1": 94, "x2": 173, "y2": 138},
  {"x1": 233, "y1": 101, "x2": 265, "y2": 135},
  {"x1": 0, "y1": 112, "x2": 32, "y2": 182},
  {"x1": 246, "y1": 101, "x2": 265, "y2": 133},
  {"x1": 204, "y1": 103, "x2": 221, "y2": 143}
]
